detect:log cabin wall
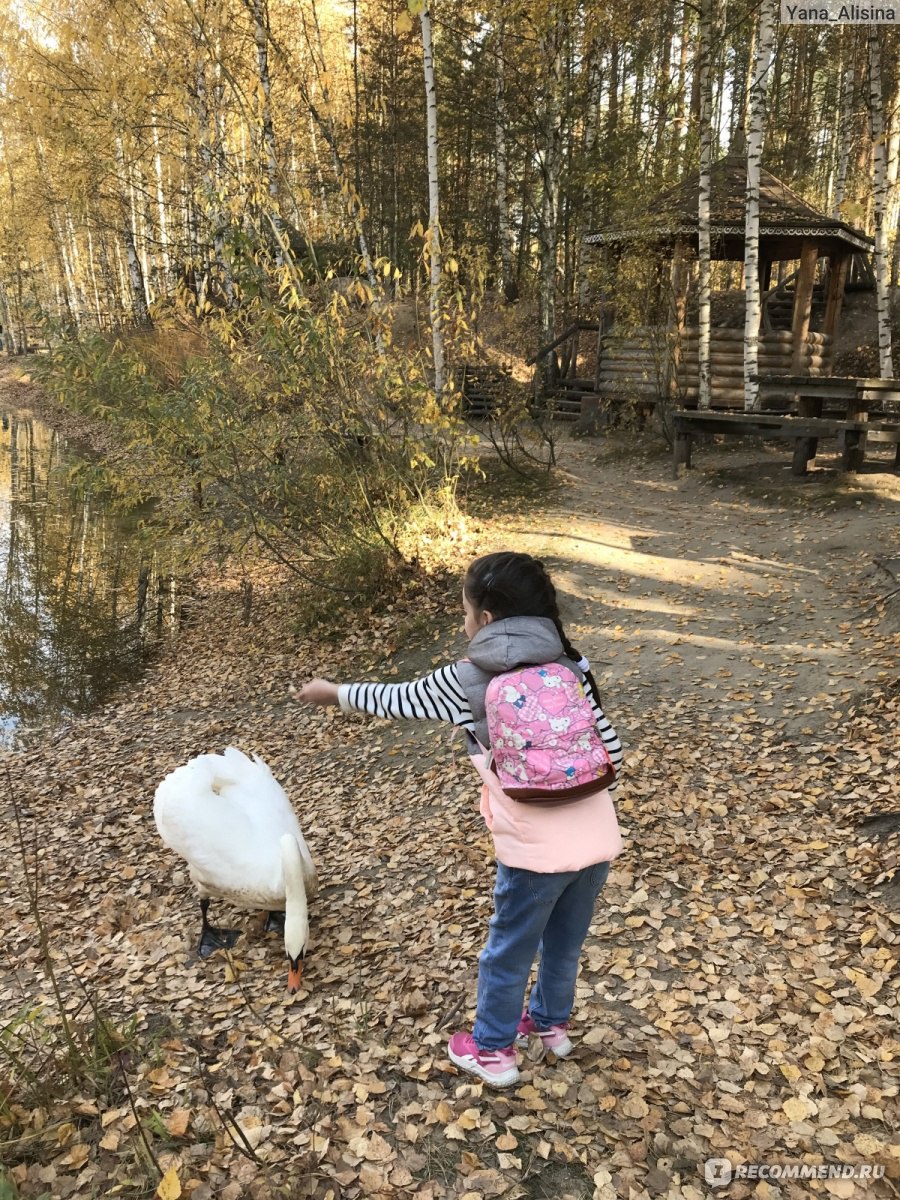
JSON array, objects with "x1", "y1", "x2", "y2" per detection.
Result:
[{"x1": 595, "y1": 326, "x2": 833, "y2": 409}]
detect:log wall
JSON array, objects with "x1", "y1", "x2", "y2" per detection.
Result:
[{"x1": 595, "y1": 326, "x2": 834, "y2": 408}]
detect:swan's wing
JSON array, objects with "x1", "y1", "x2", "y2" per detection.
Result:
[
  {"x1": 154, "y1": 748, "x2": 319, "y2": 906},
  {"x1": 154, "y1": 750, "x2": 296, "y2": 906},
  {"x1": 242, "y1": 751, "x2": 320, "y2": 898}
]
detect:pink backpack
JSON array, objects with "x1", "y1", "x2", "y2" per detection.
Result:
[{"x1": 484, "y1": 662, "x2": 616, "y2": 803}]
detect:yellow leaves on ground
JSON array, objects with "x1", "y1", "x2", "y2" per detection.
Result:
[
  {"x1": 2, "y1": 435, "x2": 899, "y2": 1199},
  {"x1": 156, "y1": 1165, "x2": 181, "y2": 1200}
]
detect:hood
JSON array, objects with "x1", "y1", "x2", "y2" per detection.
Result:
[{"x1": 467, "y1": 616, "x2": 563, "y2": 673}]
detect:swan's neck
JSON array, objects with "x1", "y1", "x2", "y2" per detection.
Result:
[{"x1": 280, "y1": 834, "x2": 309, "y2": 956}]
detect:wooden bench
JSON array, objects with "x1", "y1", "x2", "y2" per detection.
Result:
[{"x1": 672, "y1": 410, "x2": 900, "y2": 476}]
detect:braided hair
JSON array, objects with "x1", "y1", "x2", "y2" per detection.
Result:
[{"x1": 463, "y1": 551, "x2": 603, "y2": 704}]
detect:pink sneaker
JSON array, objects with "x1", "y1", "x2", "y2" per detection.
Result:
[
  {"x1": 447, "y1": 1032, "x2": 520, "y2": 1088},
  {"x1": 515, "y1": 1012, "x2": 573, "y2": 1058}
]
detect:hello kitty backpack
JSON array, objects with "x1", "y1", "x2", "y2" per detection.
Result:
[{"x1": 483, "y1": 662, "x2": 616, "y2": 803}]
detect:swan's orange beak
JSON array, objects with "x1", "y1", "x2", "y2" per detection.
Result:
[{"x1": 287, "y1": 960, "x2": 303, "y2": 994}]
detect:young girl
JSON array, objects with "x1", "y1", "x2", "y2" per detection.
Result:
[{"x1": 296, "y1": 551, "x2": 623, "y2": 1088}]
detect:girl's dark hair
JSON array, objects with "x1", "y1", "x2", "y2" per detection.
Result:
[{"x1": 464, "y1": 551, "x2": 602, "y2": 702}]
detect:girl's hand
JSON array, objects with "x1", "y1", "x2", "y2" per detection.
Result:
[{"x1": 291, "y1": 678, "x2": 340, "y2": 706}]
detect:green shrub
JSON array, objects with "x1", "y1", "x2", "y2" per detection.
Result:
[{"x1": 36, "y1": 276, "x2": 472, "y2": 604}]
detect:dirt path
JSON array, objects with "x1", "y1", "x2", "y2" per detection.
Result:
[{"x1": 1, "y1": 424, "x2": 898, "y2": 1200}]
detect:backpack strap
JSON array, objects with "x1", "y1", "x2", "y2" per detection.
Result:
[{"x1": 456, "y1": 658, "x2": 493, "y2": 752}]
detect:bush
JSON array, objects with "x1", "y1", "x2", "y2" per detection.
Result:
[{"x1": 36, "y1": 274, "x2": 472, "y2": 604}]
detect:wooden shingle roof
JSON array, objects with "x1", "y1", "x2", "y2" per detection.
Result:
[{"x1": 585, "y1": 155, "x2": 873, "y2": 257}]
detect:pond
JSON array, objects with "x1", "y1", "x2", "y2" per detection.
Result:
[{"x1": 0, "y1": 408, "x2": 174, "y2": 748}]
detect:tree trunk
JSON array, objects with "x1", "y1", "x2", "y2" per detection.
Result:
[
  {"x1": 868, "y1": 28, "x2": 893, "y2": 378},
  {"x1": 193, "y1": 25, "x2": 234, "y2": 306},
  {"x1": 538, "y1": 9, "x2": 564, "y2": 372},
  {"x1": 420, "y1": 1, "x2": 445, "y2": 397},
  {"x1": 577, "y1": 39, "x2": 603, "y2": 309},
  {"x1": 115, "y1": 136, "x2": 152, "y2": 327},
  {"x1": 743, "y1": 0, "x2": 775, "y2": 412},
  {"x1": 494, "y1": 26, "x2": 517, "y2": 302},
  {"x1": 669, "y1": 1, "x2": 690, "y2": 172},
  {"x1": 0, "y1": 282, "x2": 13, "y2": 352},
  {"x1": 35, "y1": 139, "x2": 78, "y2": 329},
  {"x1": 152, "y1": 118, "x2": 172, "y2": 289},
  {"x1": 251, "y1": 0, "x2": 285, "y2": 264},
  {"x1": 832, "y1": 31, "x2": 857, "y2": 217},
  {"x1": 698, "y1": 0, "x2": 714, "y2": 410}
]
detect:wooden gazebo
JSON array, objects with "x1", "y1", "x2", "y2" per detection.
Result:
[{"x1": 575, "y1": 154, "x2": 875, "y2": 410}]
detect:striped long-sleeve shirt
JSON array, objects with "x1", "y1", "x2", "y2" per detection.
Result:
[{"x1": 338, "y1": 662, "x2": 624, "y2": 787}]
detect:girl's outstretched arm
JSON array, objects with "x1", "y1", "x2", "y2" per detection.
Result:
[
  {"x1": 295, "y1": 666, "x2": 474, "y2": 729},
  {"x1": 296, "y1": 667, "x2": 623, "y2": 787}
]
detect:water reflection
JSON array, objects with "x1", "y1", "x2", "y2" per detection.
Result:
[{"x1": 0, "y1": 410, "x2": 172, "y2": 747}]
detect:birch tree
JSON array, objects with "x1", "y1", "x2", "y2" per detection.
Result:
[
  {"x1": 536, "y1": 8, "x2": 565, "y2": 371},
  {"x1": 418, "y1": 0, "x2": 445, "y2": 397},
  {"x1": 697, "y1": 0, "x2": 715, "y2": 410},
  {"x1": 832, "y1": 31, "x2": 857, "y2": 219},
  {"x1": 251, "y1": 0, "x2": 287, "y2": 265},
  {"x1": 493, "y1": 24, "x2": 517, "y2": 303},
  {"x1": 867, "y1": 27, "x2": 893, "y2": 378},
  {"x1": 115, "y1": 136, "x2": 151, "y2": 326},
  {"x1": 743, "y1": 0, "x2": 776, "y2": 413}
]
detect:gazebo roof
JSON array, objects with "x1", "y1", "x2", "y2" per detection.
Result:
[{"x1": 584, "y1": 155, "x2": 873, "y2": 258}]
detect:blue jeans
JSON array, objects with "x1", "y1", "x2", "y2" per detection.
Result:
[{"x1": 473, "y1": 860, "x2": 610, "y2": 1050}]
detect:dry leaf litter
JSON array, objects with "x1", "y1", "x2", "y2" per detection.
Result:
[{"x1": 1, "y1": 428, "x2": 898, "y2": 1200}]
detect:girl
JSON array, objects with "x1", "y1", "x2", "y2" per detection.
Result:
[{"x1": 296, "y1": 551, "x2": 623, "y2": 1088}]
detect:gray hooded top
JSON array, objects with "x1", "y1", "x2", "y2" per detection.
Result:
[{"x1": 456, "y1": 615, "x2": 582, "y2": 750}]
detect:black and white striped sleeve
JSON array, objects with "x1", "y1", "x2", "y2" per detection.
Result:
[
  {"x1": 338, "y1": 664, "x2": 476, "y2": 732},
  {"x1": 584, "y1": 679, "x2": 624, "y2": 784}
]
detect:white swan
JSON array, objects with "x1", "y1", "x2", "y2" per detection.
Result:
[{"x1": 154, "y1": 747, "x2": 318, "y2": 992}]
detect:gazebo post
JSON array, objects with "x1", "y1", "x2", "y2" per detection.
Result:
[
  {"x1": 822, "y1": 251, "x2": 851, "y2": 346},
  {"x1": 791, "y1": 238, "x2": 819, "y2": 375},
  {"x1": 668, "y1": 236, "x2": 690, "y2": 403},
  {"x1": 789, "y1": 238, "x2": 821, "y2": 475},
  {"x1": 594, "y1": 246, "x2": 620, "y2": 391}
]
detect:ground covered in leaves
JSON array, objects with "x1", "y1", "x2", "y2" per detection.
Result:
[{"x1": 1, "y1": 422, "x2": 899, "y2": 1200}]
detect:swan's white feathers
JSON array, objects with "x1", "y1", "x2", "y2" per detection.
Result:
[{"x1": 154, "y1": 747, "x2": 318, "y2": 909}]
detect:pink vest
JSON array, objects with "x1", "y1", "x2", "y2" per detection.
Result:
[{"x1": 470, "y1": 750, "x2": 623, "y2": 872}]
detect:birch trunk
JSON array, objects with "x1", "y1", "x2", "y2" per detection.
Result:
[
  {"x1": 0, "y1": 282, "x2": 12, "y2": 352},
  {"x1": 193, "y1": 34, "x2": 234, "y2": 305},
  {"x1": 697, "y1": 0, "x2": 714, "y2": 410},
  {"x1": 538, "y1": 10, "x2": 564, "y2": 369},
  {"x1": 251, "y1": 0, "x2": 285, "y2": 264},
  {"x1": 576, "y1": 39, "x2": 603, "y2": 310},
  {"x1": 115, "y1": 136, "x2": 151, "y2": 326},
  {"x1": 494, "y1": 26, "x2": 517, "y2": 303},
  {"x1": 743, "y1": 0, "x2": 775, "y2": 412},
  {"x1": 669, "y1": 2, "x2": 690, "y2": 173},
  {"x1": 833, "y1": 34, "x2": 856, "y2": 218},
  {"x1": 35, "y1": 139, "x2": 77, "y2": 328},
  {"x1": 152, "y1": 118, "x2": 172, "y2": 286},
  {"x1": 65, "y1": 214, "x2": 89, "y2": 321},
  {"x1": 420, "y1": 0, "x2": 445, "y2": 397},
  {"x1": 868, "y1": 30, "x2": 893, "y2": 376},
  {"x1": 85, "y1": 225, "x2": 103, "y2": 325}
]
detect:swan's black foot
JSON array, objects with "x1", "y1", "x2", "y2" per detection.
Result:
[
  {"x1": 198, "y1": 925, "x2": 242, "y2": 958},
  {"x1": 265, "y1": 910, "x2": 285, "y2": 936},
  {"x1": 198, "y1": 898, "x2": 241, "y2": 958}
]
